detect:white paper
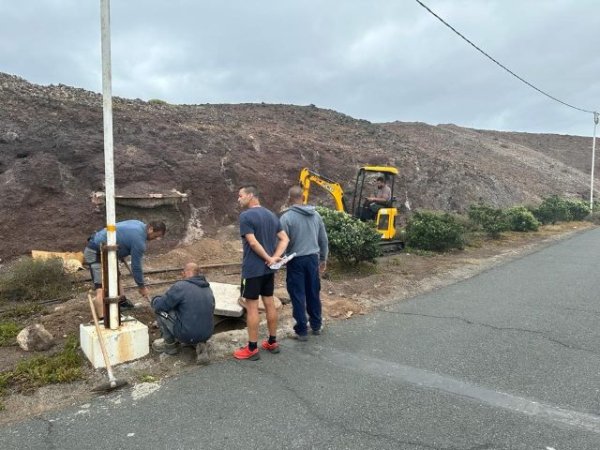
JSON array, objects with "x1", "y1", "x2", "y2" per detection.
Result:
[{"x1": 269, "y1": 252, "x2": 296, "y2": 270}]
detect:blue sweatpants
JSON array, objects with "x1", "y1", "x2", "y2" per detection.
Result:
[{"x1": 286, "y1": 254, "x2": 321, "y2": 336}]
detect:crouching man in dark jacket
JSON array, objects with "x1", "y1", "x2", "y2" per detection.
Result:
[{"x1": 151, "y1": 262, "x2": 215, "y2": 355}]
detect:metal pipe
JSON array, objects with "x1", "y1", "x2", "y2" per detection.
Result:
[
  {"x1": 590, "y1": 112, "x2": 599, "y2": 212},
  {"x1": 141, "y1": 262, "x2": 242, "y2": 274},
  {"x1": 100, "y1": 0, "x2": 119, "y2": 330}
]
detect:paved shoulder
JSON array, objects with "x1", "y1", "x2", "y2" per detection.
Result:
[{"x1": 3, "y1": 228, "x2": 600, "y2": 449}]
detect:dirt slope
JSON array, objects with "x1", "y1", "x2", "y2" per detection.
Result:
[{"x1": 0, "y1": 72, "x2": 596, "y2": 260}]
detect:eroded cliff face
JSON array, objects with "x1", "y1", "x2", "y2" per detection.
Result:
[{"x1": 0, "y1": 72, "x2": 594, "y2": 260}]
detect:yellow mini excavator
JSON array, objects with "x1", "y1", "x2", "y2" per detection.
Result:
[{"x1": 299, "y1": 166, "x2": 401, "y2": 246}]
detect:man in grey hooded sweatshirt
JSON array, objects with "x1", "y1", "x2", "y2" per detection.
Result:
[{"x1": 280, "y1": 185, "x2": 329, "y2": 340}]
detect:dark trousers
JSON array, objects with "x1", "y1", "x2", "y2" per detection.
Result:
[{"x1": 286, "y1": 254, "x2": 321, "y2": 336}]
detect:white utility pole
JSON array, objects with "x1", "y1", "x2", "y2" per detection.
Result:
[
  {"x1": 590, "y1": 112, "x2": 599, "y2": 212},
  {"x1": 100, "y1": 0, "x2": 119, "y2": 330}
]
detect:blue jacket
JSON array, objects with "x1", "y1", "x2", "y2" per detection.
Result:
[
  {"x1": 89, "y1": 220, "x2": 147, "y2": 287},
  {"x1": 152, "y1": 275, "x2": 215, "y2": 344}
]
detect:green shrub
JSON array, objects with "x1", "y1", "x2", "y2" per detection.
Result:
[
  {"x1": 316, "y1": 207, "x2": 382, "y2": 265},
  {"x1": 405, "y1": 210, "x2": 465, "y2": 252},
  {"x1": 505, "y1": 206, "x2": 540, "y2": 232},
  {"x1": 451, "y1": 212, "x2": 479, "y2": 233},
  {"x1": 564, "y1": 199, "x2": 590, "y2": 221},
  {"x1": 532, "y1": 195, "x2": 571, "y2": 224},
  {"x1": 0, "y1": 322, "x2": 20, "y2": 346},
  {"x1": 588, "y1": 200, "x2": 600, "y2": 224},
  {"x1": 148, "y1": 98, "x2": 168, "y2": 105},
  {"x1": 467, "y1": 204, "x2": 509, "y2": 238},
  {"x1": 138, "y1": 374, "x2": 158, "y2": 383},
  {"x1": 0, "y1": 303, "x2": 43, "y2": 320},
  {"x1": 0, "y1": 257, "x2": 74, "y2": 303},
  {"x1": 6, "y1": 335, "x2": 83, "y2": 392}
]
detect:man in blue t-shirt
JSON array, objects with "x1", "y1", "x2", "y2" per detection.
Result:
[{"x1": 233, "y1": 185, "x2": 289, "y2": 361}]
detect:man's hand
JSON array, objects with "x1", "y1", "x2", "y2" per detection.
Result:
[
  {"x1": 319, "y1": 261, "x2": 327, "y2": 274},
  {"x1": 265, "y1": 255, "x2": 282, "y2": 267},
  {"x1": 139, "y1": 286, "x2": 150, "y2": 300}
]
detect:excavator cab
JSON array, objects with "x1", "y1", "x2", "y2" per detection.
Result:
[{"x1": 350, "y1": 166, "x2": 399, "y2": 240}]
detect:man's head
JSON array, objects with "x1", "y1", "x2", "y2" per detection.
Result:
[
  {"x1": 376, "y1": 176, "x2": 386, "y2": 188},
  {"x1": 147, "y1": 221, "x2": 167, "y2": 241},
  {"x1": 182, "y1": 262, "x2": 200, "y2": 279},
  {"x1": 288, "y1": 185, "x2": 304, "y2": 205},
  {"x1": 238, "y1": 184, "x2": 260, "y2": 209}
]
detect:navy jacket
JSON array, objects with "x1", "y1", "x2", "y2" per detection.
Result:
[
  {"x1": 152, "y1": 275, "x2": 215, "y2": 344},
  {"x1": 89, "y1": 220, "x2": 147, "y2": 287}
]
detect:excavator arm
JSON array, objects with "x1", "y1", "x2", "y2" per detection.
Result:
[{"x1": 299, "y1": 168, "x2": 347, "y2": 212}]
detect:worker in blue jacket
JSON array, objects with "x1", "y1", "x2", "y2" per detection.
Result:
[
  {"x1": 151, "y1": 262, "x2": 215, "y2": 355},
  {"x1": 84, "y1": 219, "x2": 166, "y2": 317}
]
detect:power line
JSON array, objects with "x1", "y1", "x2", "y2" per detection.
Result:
[{"x1": 414, "y1": 0, "x2": 596, "y2": 115}]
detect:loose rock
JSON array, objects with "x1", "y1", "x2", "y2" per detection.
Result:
[
  {"x1": 0, "y1": 131, "x2": 19, "y2": 143},
  {"x1": 16, "y1": 324, "x2": 55, "y2": 351}
]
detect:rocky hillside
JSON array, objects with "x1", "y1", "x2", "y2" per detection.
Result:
[{"x1": 0, "y1": 72, "x2": 596, "y2": 260}]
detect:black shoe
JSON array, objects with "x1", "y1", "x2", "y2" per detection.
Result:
[
  {"x1": 311, "y1": 329, "x2": 321, "y2": 336},
  {"x1": 152, "y1": 338, "x2": 179, "y2": 355},
  {"x1": 119, "y1": 297, "x2": 135, "y2": 310}
]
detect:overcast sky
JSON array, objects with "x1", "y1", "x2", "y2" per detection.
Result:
[{"x1": 2, "y1": 0, "x2": 599, "y2": 136}]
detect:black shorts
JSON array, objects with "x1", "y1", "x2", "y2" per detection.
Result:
[{"x1": 241, "y1": 274, "x2": 275, "y2": 300}]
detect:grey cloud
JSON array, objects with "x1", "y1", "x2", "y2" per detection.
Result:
[{"x1": 1, "y1": 0, "x2": 598, "y2": 136}]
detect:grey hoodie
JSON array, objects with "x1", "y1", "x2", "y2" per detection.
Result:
[{"x1": 280, "y1": 205, "x2": 329, "y2": 261}]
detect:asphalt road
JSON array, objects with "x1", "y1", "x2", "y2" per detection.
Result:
[{"x1": 3, "y1": 228, "x2": 600, "y2": 449}]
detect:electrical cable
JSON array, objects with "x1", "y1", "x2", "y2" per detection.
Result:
[{"x1": 414, "y1": 0, "x2": 597, "y2": 115}]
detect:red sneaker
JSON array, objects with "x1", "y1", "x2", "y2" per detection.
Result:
[
  {"x1": 261, "y1": 340, "x2": 280, "y2": 354},
  {"x1": 233, "y1": 345, "x2": 260, "y2": 360}
]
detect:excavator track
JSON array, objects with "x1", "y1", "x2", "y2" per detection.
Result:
[{"x1": 379, "y1": 240, "x2": 405, "y2": 253}]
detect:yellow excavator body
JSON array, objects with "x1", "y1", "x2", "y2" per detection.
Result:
[{"x1": 299, "y1": 166, "x2": 400, "y2": 241}]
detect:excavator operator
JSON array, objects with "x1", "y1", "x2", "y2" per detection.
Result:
[{"x1": 362, "y1": 176, "x2": 391, "y2": 220}]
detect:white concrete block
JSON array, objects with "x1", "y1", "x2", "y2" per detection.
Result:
[
  {"x1": 210, "y1": 282, "x2": 244, "y2": 317},
  {"x1": 210, "y1": 281, "x2": 282, "y2": 318},
  {"x1": 80, "y1": 318, "x2": 149, "y2": 369}
]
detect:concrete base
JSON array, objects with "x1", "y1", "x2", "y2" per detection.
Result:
[{"x1": 80, "y1": 317, "x2": 149, "y2": 369}]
